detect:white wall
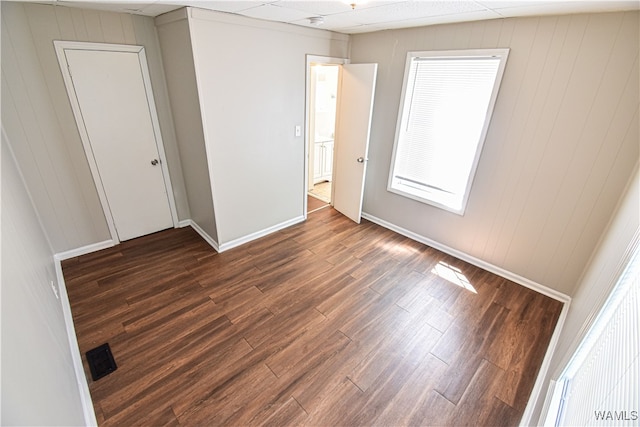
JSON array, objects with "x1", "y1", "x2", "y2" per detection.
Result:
[
  {"x1": 1, "y1": 2, "x2": 189, "y2": 253},
  {"x1": 1, "y1": 134, "x2": 85, "y2": 426},
  {"x1": 187, "y1": 8, "x2": 349, "y2": 245},
  {"x1": 350, "y1": 11, "x2": 639, "y2": 295},
  {"x1": 156, "y1": 9, "x2": 217, "y2": 242},
  {"x1": 532, "y1": 165, "x2": 639, "y2": 424}
]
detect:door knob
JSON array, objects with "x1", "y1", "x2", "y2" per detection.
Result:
[
  {"x1": 151, "y1": 159, "x2": 159, "y2": 166},
  {"x1": 356, "y1": 157, "x2": 365, "y2": 163}
]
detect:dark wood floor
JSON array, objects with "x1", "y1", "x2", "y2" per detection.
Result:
[{"x1": 62, "y1": 208, "x2": 563, "y2": 426}]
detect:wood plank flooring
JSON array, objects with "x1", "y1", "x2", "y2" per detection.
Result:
[
  {"x1": 307, "y1": 194, "x2": 329, "y2": 213},
  {"x1": 62, "y1": 208, "x2": 563, "y2": 426}
]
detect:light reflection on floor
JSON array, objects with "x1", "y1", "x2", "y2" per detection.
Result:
[{"x1": 431, "y1": 261, "x2": 477, "y2": 294}]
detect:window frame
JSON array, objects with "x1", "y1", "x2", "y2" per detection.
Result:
[{"x1": 387, "y1": 48, "x2": 510, "y2": 215}]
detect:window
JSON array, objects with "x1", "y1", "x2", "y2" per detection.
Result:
[
  {"x1": 548, "y1": 242, "x2": 639, "y2": 426},
  {"x1": 388, "y1": 49, "x2": 509, "y2": 214}
]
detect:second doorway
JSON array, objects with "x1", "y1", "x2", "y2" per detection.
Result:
[{"x1": 308, "y1": 63, "x2": 339, "y2": 209}]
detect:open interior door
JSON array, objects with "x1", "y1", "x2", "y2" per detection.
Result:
[{"x1": 333, "y1": 63, "x2": 378, "y2": 223}]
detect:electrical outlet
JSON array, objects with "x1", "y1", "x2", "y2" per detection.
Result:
[{"x1": 50, "y1": 280, "x2": 59, "y2": 300}]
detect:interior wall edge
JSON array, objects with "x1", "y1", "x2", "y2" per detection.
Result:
[
  {"x1": 154, "y1": 6, "x2": 188, "y2": 26},
  {"x1": 184, "y1": 219, "x2": 220, "y2": 253}
]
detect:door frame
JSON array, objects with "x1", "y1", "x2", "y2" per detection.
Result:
[
  {"x1": 54, "y1": 41, "x2": 179, "y2": 244},
  {"x1": 304, "y1": 55, "x2": 348, "y2": 218}
]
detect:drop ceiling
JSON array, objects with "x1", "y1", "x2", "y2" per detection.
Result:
[{"x1": 41, "y1": 0, "x2": 640, "y2": 34}]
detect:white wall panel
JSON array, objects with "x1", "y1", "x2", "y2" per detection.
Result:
[
  {"x1": 1, "y1": 134, "x2": 85, "y2": 426},
  {"x1": 187, "y1": 8, "x2": 349, "y2": 245},
  {"x1": 1, "y1": 2, "x2": 188, "y2": 253},
  {"x1": 350, "y1": 11, "x2": 639, "y2": 295}
]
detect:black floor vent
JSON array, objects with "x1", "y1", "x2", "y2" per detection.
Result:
[{"x1": 86, "y1": 343, "x2": 117, "y2": 381}]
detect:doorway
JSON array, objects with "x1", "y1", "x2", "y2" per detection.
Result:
[
  {"x1": 308, "y1": 64, "x2": 339, "y2": 210},
  {"x1": 305, "y1": 56, "x2": 346, "y2": 214},
  {"x1": 304, "y1": 56, "x2": 378, "y2": 222}
]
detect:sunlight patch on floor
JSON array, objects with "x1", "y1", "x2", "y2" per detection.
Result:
[{"x1": 432, "y1": 261, "x2": 477, "y2": 293}]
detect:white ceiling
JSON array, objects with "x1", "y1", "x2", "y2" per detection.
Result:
[{"x1": 39, "y1": 0, "x2": 640, "y2": 34}]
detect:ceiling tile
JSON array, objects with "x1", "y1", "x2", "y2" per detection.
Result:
[
  {"x1": 34, "y1": 0, "x2": 640, "y2": 34},
  {"x1": 240, "y1": 3, "x2": 313, "y2": 22},
  {"x1": 273, "y1": 0, "x2": 403, "y2": 16},
  {"x1": 488, "y1": 0, "x2": 639, "y2": 17},
  {"x1": 344, "y1": 23, "x2": 389, "y2": 33},
  {"x1": 347, "y1": 0, "x2": 487, "y2": 25},
  {"x1": 272, "y1": 0, "x2": 354, "y2": 15},
  {"x1": 477, "y1": 1, "x2": 556, "y2": 9},
  {"x1": 380, "y1": 8, "x2": 502, "y2": 29},
  {"x1": 181, "y1": 1, "x2": 278, "y2": 13}
]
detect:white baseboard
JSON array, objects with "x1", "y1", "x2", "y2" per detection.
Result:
[
  {"x1": 180, "y1": 220, "x2": 220, "y2": 252},
  {"x1": 361, "y1": 212, "x2": 571, "y2": 303},
  {"x1": 54, "y1": 239, "x2": 115, "y2": 261},
  {"x1": 177, "y1": 219, "x2": 192, "y2": 228},
  {"x1": 54, "y1": 260, "x2": 98, "y2": 427},
  {"x1": 218, "y1": 215, "x2": 305, "y2": 252}
]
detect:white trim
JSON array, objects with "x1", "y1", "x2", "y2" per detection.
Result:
[
  {"x1": 181, "y1": 219, "x2": 220, "y2": 252},
  {"x1": 54, "y1": 260, "x2": 98, "y2": 427},
  {"x1": 539, "y1": 379, "x2": 564, "y2": 426},
  {"x1": 178, "y1": 219, "x2": 192, "y2": 228},
  {"x1": 54, "y1": 240, "x2": 115, "y2": 261},
  {"x1": 361, "y1": 212, "x2": 570, "y2": 303},
  {"x1": 218, "y1": 216, "x2": 306, "y2": 253},
  {"x1": 53, "y1": 40, "x2": 180, "y2": 243}
]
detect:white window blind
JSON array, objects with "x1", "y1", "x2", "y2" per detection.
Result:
[
  {"x1": 556, "y1": 244, "x2": 639, "y2": 426},
  {"x1": 388, "y1": 49, "x2": 508, "y2": 214}
]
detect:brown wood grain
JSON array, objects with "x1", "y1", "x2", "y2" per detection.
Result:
[{"x1": 63, "y1": 207, "x2": 563, "y2": 426}]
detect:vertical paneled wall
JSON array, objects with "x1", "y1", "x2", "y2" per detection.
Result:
[
  {"x1": 1, "y1": 135, "x2": 85, "y2": 426},
  {"x1": 351, "y1": 12, "x2": 639, "y2": 295},
  {"x1": 1, "y1": 2, "x2": 188, "y2": 253}
]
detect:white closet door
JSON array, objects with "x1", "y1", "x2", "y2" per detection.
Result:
[{"x1": 64, "y1": 48, "x2": 173, "y2": 241}]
